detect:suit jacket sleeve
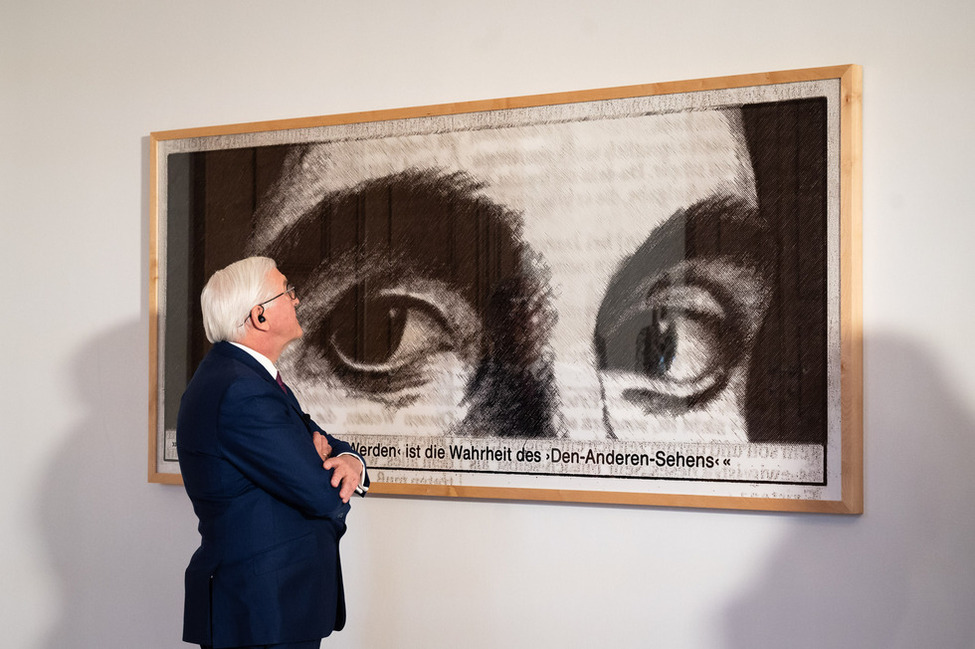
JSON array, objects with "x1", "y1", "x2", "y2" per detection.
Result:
[
  {"x1": 301, "y1": 408, "x2": 369, "y2": 493},
  {"x1": 218, "y1": 377, "x2": 348, "y2": 519}
]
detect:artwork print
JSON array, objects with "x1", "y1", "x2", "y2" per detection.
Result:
[{"x1": 150, "y1": 66, "x2": 862, "y2": 513}]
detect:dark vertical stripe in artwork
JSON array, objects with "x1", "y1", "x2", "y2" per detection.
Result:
[
  {"x1": 741, "y1": 98, "x2": 828, "y2": 444},
  {"x1": 189, "y1": 153, "x2": 208, "y2": 375}
]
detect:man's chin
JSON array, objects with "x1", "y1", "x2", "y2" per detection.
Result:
[{"x1": 283, "y1": 328, "x2": 304, "y2": 350}]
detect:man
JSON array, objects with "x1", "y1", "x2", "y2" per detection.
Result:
[{"x1": 177, "y1": 256, "x2": 368, "y2": 649}]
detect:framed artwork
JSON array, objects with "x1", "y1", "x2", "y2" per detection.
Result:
[{"x1": 149, "y1": 64, "x2": 862, "y2": 513}]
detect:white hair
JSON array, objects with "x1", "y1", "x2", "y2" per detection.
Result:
[{"x1": 200, "y1": 256, "x2": 278, "y2": 343}]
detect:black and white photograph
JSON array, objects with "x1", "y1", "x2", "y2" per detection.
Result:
[{"x1": 151, "y1": 66, "x2": 862, "y2": 512}]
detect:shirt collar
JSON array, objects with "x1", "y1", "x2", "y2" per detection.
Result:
[{"x1": 229, "y1": 342, "x2": 277, "y2": 379}]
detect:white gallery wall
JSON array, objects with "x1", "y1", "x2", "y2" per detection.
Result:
[{"x1": 2, "y1": 1, "x2": 974, "y2": 647}]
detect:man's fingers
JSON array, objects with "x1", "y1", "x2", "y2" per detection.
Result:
[
  {"x1": 312, "y1": 431, "x2": 332, "y2": 460},
  {"x1": 323, "y1": 456, "x2": 360, "y2": 503}
]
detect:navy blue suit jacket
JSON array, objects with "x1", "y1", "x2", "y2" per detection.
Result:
[{"x1": 176, "y1": 341, "x2": 366, "y2": 648}]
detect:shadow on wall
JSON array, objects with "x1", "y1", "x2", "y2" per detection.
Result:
[
  {"x1": 37, "y1": 320, "x2": 195, "y2": 649},
  {"x1": 723, "y1": 334, "x2": 975, "y2": 649}
]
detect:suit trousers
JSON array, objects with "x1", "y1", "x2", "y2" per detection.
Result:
[{"x1": 200, "y1": 642, "x2": 320, "y2": 649}]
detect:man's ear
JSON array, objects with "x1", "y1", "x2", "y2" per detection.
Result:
[{"x1": 249, "y1": 305, "x2": 269, "y2": 328}]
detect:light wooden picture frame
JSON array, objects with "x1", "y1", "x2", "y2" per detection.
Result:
[{"x1": 150, "y1": 65, "x2": 862, "y2": 514}]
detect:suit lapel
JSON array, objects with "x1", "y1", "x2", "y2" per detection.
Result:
[{"x1": 214, "y1": 342, "x2": 310, "y2": 425}]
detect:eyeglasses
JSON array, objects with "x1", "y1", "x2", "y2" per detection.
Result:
[
  {"x1": 241, "y1": 285, "x2": 297, "y2": 325},
  {"x1": 260, "y1": 285, "x2": 297, "y2": 307}
]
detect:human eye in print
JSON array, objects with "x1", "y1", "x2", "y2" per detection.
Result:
[
  {"x1": 594, "y1": 196, "x2": 772, "y2": 441},
  {"x1": 265, "y1": 168, "x2": 558, "y2": 437},
  {"x1": 320, "y1": 276, "x2": 482, "y2": 408},
  {"x1": 600, "y1": 270, "x2": 747, "y2": 415}
]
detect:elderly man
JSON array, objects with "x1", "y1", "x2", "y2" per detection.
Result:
[{"x1": 176, "y1": 256, "x2": 367, "y2": 649}]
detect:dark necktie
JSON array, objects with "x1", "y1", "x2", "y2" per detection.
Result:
[{"x1": 275, "y1": 372, "x2": 287, "y2": 393}]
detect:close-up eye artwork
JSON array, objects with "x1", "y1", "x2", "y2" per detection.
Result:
[
  {"x1": 617, "y1": 285, "x2": 732, "y2": 414},
  {"x1": 316, "y1": 280, "x2": 482, "y2": 407},
  {"x1": 259, "y1": 169, "x2": 558, "y2": 439},
  {"x1": 153, "y1": 66, "x2": 860, "y2": 510}
]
